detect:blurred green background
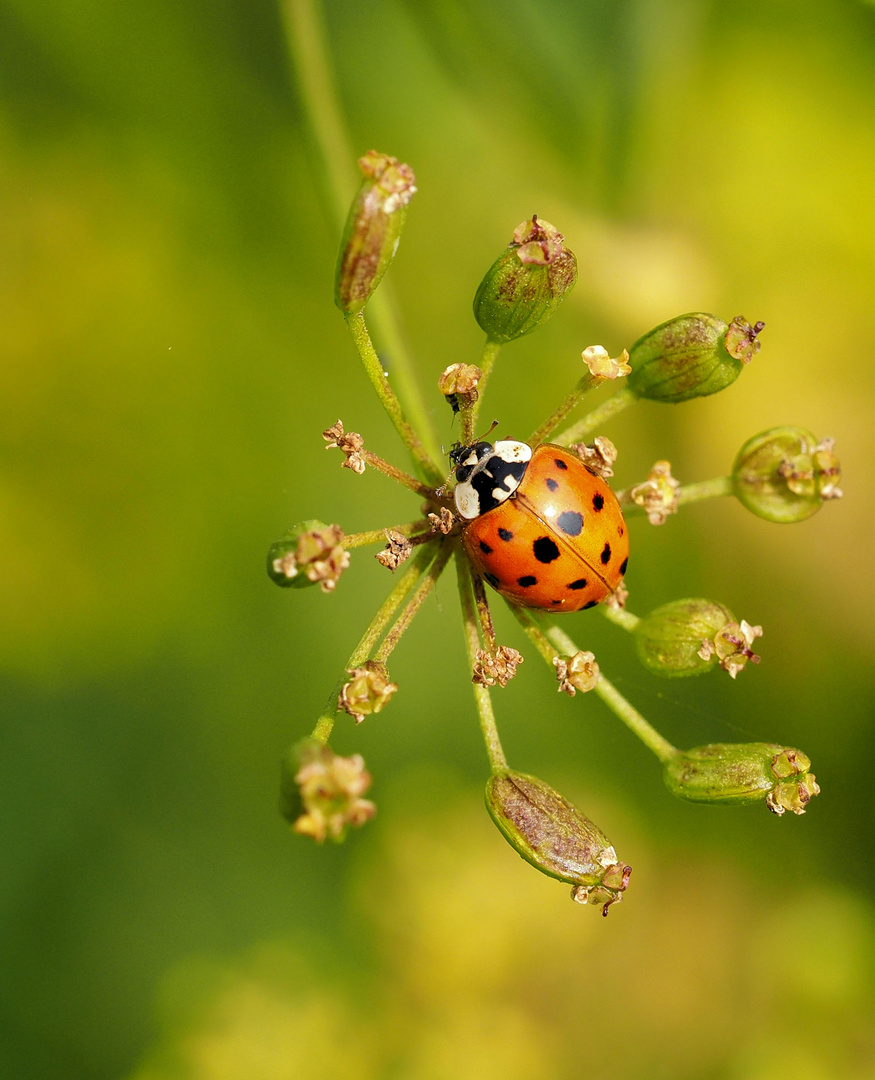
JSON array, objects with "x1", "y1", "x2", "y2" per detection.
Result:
[{"x1": 2, "y1": 0, "x2": 874, "y2": 1077}]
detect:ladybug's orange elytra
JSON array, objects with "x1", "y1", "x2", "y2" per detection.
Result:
[{"x1": 453, "y1": 441, "x2": 629, "y2": 611}]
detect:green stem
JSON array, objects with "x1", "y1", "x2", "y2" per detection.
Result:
[
  {"x1": 508, "y1": 604, "x2": 559, "y2": 667},
  {"x1": 361, "y1": 449, "x2": 439, "y2": 499},
  {"x1": 590, "y1": 672, "x2": 678, "y2": 763},
  {"x1": 456, "y1": 552, "x2": 508, "y2": 772},
  {"x1": 343, "y1": 520, "x2": 432, "y2": 549},
  {"x1": 282, "y1": 0, "x2": 443, "y2": 472},
  {"x1": 553, "y1": 387, "x2": 636, "y2": 446},
  {"x1": 618, "y1": 475, "x2": 734, "y2": 515},
  {"x1": 373, "y1": 541, "x2": 454, "y2": 662},
  {"x1": 281, "y1": 0, "x2": 353, "y2": 231},
  {"x1": 345, "y1": 311, "x2": 444, "y2": 485},
  {"x1": 366, "y1": 288, "x2": 443, "y2": 469},
  {"x1": 677, "y1": 476, "x2": 734, "y2": 506},
  {"x1": 310, "y1": 542, "x2": 439, "y2": 743},
  {"x1": 600, "y1": 605, "x2": 641, "y2": 632},
  {"x1": 528, "y1": 374, "x2": 599, "y2": 447},
  {"x1": 463, "y1": 338, "x2": 502, "y2": 443},
  {"x1": 530, "y1": 617, "x2": 678, "y2": 764},
  {"x1": 471, "y1": 572, "x2": 497, "y2": 653}
]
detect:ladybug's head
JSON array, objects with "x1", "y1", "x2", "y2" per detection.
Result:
[{"x1": 449, "y1": 441, "x2": 494, "y2": 482}]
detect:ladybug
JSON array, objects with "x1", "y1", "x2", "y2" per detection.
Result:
[{"x1": 450, "y1": 438, "x2": 629, "y2": 611}]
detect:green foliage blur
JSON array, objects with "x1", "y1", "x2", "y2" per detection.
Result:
[{"x1": 2, "y1": 0, "x2": 874, "y2": 1077}]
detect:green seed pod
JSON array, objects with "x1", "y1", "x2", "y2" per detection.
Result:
[
  {"x1": 634, "y1": 598, "x2": 762, "y2": 678},
  {"x1": 627, "y1": 313, "x2": 763, "y2": 403},
  {"x1": 334, "y1": 151, "x2": 417, "y2": 314},
  {"x1": 486, "y1": 770, "x2": 631, "y2": 913},
  {"x1": 473, "y1": 217, "x2": 578, "y2": 342},
  {"x1": 732, "y1": 427, "x2": 843, "y2": 523},
  {"x1": 267, "y1": 520, "x2": 349, "y2": 591},
  {"x1": 664, "y1": 743, "x2": 820, "y2": 816}
]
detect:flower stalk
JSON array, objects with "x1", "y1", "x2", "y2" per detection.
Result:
[
  {"x1": 553, "y1": 387, "x2": 636, "y2": 446},
  {"x1": 309, "y1": 541, "x2": 441, "y2": 743},
  {"x1": 456, "y1": 554, "x2": 508, "y2": 773}
]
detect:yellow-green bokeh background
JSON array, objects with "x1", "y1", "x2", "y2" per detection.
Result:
[{"x1": 3, "y1": 1, "x2": 874, "y2": 1077}]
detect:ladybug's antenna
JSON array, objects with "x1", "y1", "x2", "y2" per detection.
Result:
[{"x1": 477, "y1": 419, "x2": 499, "y2": 442}]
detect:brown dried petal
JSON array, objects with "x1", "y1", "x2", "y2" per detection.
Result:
[
  {"x1": 472, "y1": 646, "x2": 524, "y2": 687},
  {"x1": 571, "y1": 436, "x2": 618, "y2": 480},
  {"x1": 375, "y1": 530, "x2": 413, "y2": 571}
]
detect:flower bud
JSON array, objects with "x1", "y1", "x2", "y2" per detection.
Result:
[
  {"x1": 472, "y1": 216, "x2": 578, "y2": 342},
  {"x1": 627, "y1": 314, "x2": 763, "y2": 403},
  {"x1": 338, "y1": 660, "x2": 398, "y2": 724},
  {"x1": 629, "y1": 460, "x2": 680, "y2": 525},
  {"x1": 664, "y1": 743, "x2": 819, "y2": 815},
  {"x1": 334, "y1": 151, "x2": 417, "y2": 314},
  {"x1": 485, "y1": 770, "x2": 631, "y2": 913},
  {"x1": 553, "y1": 651, "x2": 600, "y2": 695},
  {"x1": 267, "y1": 520, "x2": 349, "y2": 592},
  {"x1": 280, "y1": 738, "x2": 376, "y2": 842},
  {"x1": 634, "y1": 598, "x2": 761, "y2": 678},
  {"x1": 732, "y1": 427, "x2": 843, "y2": 523}
]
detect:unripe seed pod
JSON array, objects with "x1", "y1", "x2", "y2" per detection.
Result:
[
  {"x1": 627, "y1": 313, "x2": 763, "y2": 403},
  {"x1": 664, "y1": 743, "x2": 819, "y2": 815},
  {"x1": 334, "y1": 151, "x2": 417, "y2": 314},
  {"x1": 473, "y1": 216, "x2": 577, "y2": 342},
  {"x1": 635, "y1": 598, "x2": 741, "y2": 678},
  {"x1": 486, "y1": 770, "x2": 631, "y2": 913},
  {"x1": 732, "y1": 427, "x2": 843, "y2": 523}
]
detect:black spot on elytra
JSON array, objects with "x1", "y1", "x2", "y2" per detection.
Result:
[
  {"x1": 583, "y1": 600, "x2": 598, "y2": 610},
  {"x1": 517, "y1": 575, "x2": 537, "y2": 588},
  {"x1": 554, "y1": 458, "x2": 568, "y2": 470},
  {"x1": 498, "y1": 528, "x2": 513, "y2": 542},
  {"x1": 618, "y1": 525, "x2": 625, "y2": 537},
  {"x1": 484, "y1": 572, "x2": 500, "y2": 588},
  {"x1": 592, "y1": 493, "x2": 604, "y2": 511},
  {"x1": 479, "y1": 541, "x2": 493, "y2": 554},
  {"x1": 600, "y1": 542, "x2": 612, "y2": 565},
  {"x1": 545, "y1": 477, "x2": 559, "y2": 492},
  {"x1": 619, "y1": 557, "x2": 628, "y2": 576},
  {"x1": 568, "y1": 578, "x2": 588, "y2": 590},
  {"x1": 533, "y1": 536, "x2": 560, "y2": 563},
  {"x1": 551, "y1": 599, "x2": 562, "y2": 605},
  {"x1": 557, "y1": 510, "x2": 583, "y2": 536}
]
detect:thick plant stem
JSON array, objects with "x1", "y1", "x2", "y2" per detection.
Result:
[
  {"x1": 282, "y1": 0, "x2": 442, "y2": 470},
  {"x1": 600, "y1": 605, "x2": 641, "y2": 632},
  {"x1": 463, "y1": 338, "x2": 502, "y2": 442},
  {"x1": 554, "y1": 388, "x2": 636, "y2": 446},
  {"x1": 513, "y1": 613, "x2": 678, "y2": 763},
  {"x1": 360, "y1": 449, "x2": 440, "y2": 499},
  {"x1": 677, "y1": 476, "x2": 734, "y2": 506},
  {"x1": 345, "y1": 312, "x2": 443, "y2": 485},
  {"x1": 374, "y1": 541, "x2": 454, "y2": 662},
  {"x1": 456, "y1": 553, "x2": 508, "y2": 773},
  {"x1": 471, "y1": 573, "x2": 497, "y2": 653},
  {"x1": 508, "y1": 604, "x2": 560, "y2": 667},
  {"x1": 528, "y1": 374, "x2": 600, "y2": 447},
  {"x1": 591, "y1": 672, "x2": 678, "y2": 764},
  {"x1": 618, "y1": 475, "x2": 735, "y2": 516},
  {"x1": 310, "y1": 542, "x2": 439, "y2": 743},
  {"x1": 343, "y1": 520, "x2": 432, "y2": 549}
]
